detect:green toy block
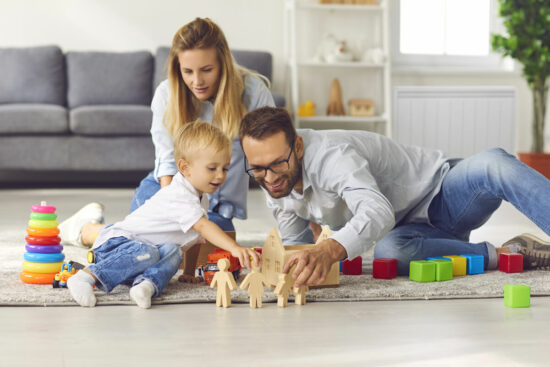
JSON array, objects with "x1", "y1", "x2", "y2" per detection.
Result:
[
  {"x1": 409, "y1": 261, "x2": 436, "y2": 282},
  {"x1": 504, "y1": 284, "x2": 530, "y2": 308},
  {"x1": 428, "y1": 259, "x2": 453, "y2": 281}
]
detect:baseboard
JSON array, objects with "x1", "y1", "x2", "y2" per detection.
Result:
[{"x1": 0, "y1": 169, "x2": 150, "y2": 188}]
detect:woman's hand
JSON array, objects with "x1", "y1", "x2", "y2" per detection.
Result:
[{"x1": 159, "y1": 175, "x2": 173, "y2": 188}]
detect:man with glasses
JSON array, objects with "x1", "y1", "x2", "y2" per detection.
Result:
[{"x1": 239, "y1": 106, "x2": 550, "y2": 288}]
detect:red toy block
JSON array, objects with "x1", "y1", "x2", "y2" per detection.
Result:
[
  {"x1": 373, "y1": 258, "x2": 398, "y2": 279},
  {"x1": 342, "y1": 256, "x2": 362, "y2": 275},
  {"x1": 499, "y1": 253, "x2": 524, "y2": 273}
]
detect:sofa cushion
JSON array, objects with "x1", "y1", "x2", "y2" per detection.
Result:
[
  {"x1": 154, "y1": 47, "x2": 273, "y2": 90},
  {"x1": 0, "y1": 104, "x2": 68, "y2": 134},
  {"x1": 0, "y1": 46, "x2": 66, "y2": 106},
  {"x1": 70, "y1": 105, "x2": 152, "y2": 136},
  {"x1": 0, "y1": 135, "x2": 154, "y2": 170},
  {"x1": 233, "y1": 50, "x2": 272, "y2": 82},
  {"x1": 154, "y1": 47, "x2": 170, "y2": 90},
  {"x1": 66, "y1": 51, "x2": 154, "y2": 108}
]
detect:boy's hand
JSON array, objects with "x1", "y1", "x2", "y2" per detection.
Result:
[{"x1": 231, "y1": 247, "x2": 261, "y2": 270}]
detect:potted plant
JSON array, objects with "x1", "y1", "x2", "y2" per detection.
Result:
[{"x1": 492, "y1": 0, "x2": 550, "y2": 177}]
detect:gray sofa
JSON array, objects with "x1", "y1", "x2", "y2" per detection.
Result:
[{"x1": 0, "y1": 45, "x2": 284, "y2": 185}]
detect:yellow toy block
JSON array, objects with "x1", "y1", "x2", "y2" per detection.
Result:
[{"x1": 443, "y1": 255, "x2": 467, "y2": 276}]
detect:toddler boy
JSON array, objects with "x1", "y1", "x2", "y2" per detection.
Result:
[{"x1": 67, "y1": 121, "x2": 260, "y2": 308}]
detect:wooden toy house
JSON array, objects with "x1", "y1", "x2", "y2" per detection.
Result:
[
  {"x1": 348, "y1": 98, "x2": 375, "y2": 117},
  {"x1": 261, "y1": 226, "x2": 340, "y2": 288}
]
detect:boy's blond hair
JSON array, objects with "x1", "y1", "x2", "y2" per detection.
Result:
[{"x1": 173, "y1": 120, "x2": 232, "y2": 162}]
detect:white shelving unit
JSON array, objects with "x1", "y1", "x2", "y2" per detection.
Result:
[{"x1": 284, "y1": 0, "x2": 391, "y2": 136}]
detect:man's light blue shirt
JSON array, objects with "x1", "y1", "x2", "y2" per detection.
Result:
[{"x1": 264, "y1": 129, "x2": 450, "y2": 260}]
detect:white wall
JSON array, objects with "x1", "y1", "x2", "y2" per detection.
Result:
[
  {"x1": 0, "y1": 0, "x2": 286, "y2": 92},
  {"x1": 0, "y1": 0, "x2": 544, "y2": 152}
]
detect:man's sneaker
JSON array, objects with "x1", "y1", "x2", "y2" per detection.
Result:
[
  {"x1": 59, "y1": 202, "x2": 104, "y2": 248},
  {"x1": 501, "y1": 233, "x2": 550, "y2": 270}
]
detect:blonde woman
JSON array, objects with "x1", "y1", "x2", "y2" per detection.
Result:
[
  {"x1": 137, "y1": 17, "x2": 276, "y2": 230},
  {"x1": 59, "y1": 18, "x2": 275, "y2": 248}
]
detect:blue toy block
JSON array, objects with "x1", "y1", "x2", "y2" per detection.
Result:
[{"x1": 460, "y1": 254, "x2": 485, "y2": 275}]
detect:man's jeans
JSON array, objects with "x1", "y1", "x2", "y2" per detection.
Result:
[
  {"x1": 374, "y1": 148, "x2": 550, "y2": 275},
  {"x1": 130, "y1": 171, "x2": 235, "y2": 231},
  {"x1": 88, "y1": 236, "x2": 182, "y2": 297}
]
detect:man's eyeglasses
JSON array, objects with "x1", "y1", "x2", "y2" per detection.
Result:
[{"x1": 244, "y1": 139, "x2": 295, "y2": 178}]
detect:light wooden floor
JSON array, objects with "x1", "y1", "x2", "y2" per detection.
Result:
[{"x1": 1, "y1": 188, "x2": 549, "y2": 366}]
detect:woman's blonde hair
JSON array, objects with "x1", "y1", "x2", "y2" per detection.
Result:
[
  {"x1": 164, "y1": 17, "x2": 253, "y2": 140},
  {"x1": 173, "y1": 120, "x2": 232, "y2": 162}
]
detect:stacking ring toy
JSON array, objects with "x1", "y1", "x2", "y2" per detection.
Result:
[
  {"x1": 30, "y1": 212, "x2": 57, "y2": 221},
  {"x1": 31, "y1": 203, "x2": 56, "y2": 213},
  {"x1": 20, "y1": 271, "x2": 56, "y2": 285},
  {"x1": 25, "y1": 235, "x2": 61, "y2": 245},
  {"x1": 25, "y1": 244, "x2": 63, "y2": 254},
  {"x1": 28, "y1": 219, "x2": 59, "y2": 229},
  {"x1": 26, "y1": 227, "x2": 60, "y2": 237},
  {"x1": 24, "y1": 252, "x2": 65, "y2": 263},
  {"x1": 22, "y1": 261, "x2": 63, "y2": 273}
]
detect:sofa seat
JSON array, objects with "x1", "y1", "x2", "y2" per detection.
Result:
[
  {"x1": 0, "y1": 135, "x2": 154, "y2": 171},
  {"x1": 0, "y1": 104, "x2": 68, "y2": 134},
  {"x1": 70, "y1": 105, "x2": 152, "y2": 136}
]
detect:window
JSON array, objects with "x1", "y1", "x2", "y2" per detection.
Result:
[{"x1": 392, "y1": 0, "x2": 513, "y2": 71}]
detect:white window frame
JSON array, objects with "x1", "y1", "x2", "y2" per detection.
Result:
[{"x1": 391, "y1": 0, "x2": 514, "y2": 72}]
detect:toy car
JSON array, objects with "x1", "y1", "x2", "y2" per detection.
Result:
[
  {"x1": 203, "y1": 249, "x2": 241, "y2": 285},
  {"x1": 52, "y1": 263, "x2": 77, "y2": 288}
]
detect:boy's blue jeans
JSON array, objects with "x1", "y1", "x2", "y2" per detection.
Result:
[
  {"x1": 130, "y1": 171, "x2": 235, "y2": 231},
  {"x1": 88, "y1": 236, "x2": 182, "y2": 297},
  {"x1": 374, "y1": 148, "x2": 550, "y2": 275}
]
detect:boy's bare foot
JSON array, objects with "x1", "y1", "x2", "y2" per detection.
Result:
[{"x1": 178, "y1": 273, "x2": 203, "y2": 284}]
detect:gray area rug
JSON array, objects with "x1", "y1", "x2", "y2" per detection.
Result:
[{"x1": 3, "y1": 228, "x2": 550, "y2": 306}]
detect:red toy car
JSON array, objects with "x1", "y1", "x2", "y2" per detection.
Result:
[{"x1": 203, "y1": 249, "x2": 241, "y2": 285}]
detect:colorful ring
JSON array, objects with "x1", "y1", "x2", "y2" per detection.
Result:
[
  {"x1": 31, "y1": 204, "x2": 56, "y2": 213},
  {"x1": 26, "y1": 227, "x2": 60, "y2": 237},
  {"x1": 28, "y1": 219, "x2": 59, "y2": 229},
  {"x1": 22, "y1": 261, "x2": 63, "y2": 273},
  {"x1": 25, "y1": 235, "x2": 61, "y2": 245},
  {"x1": 24, "y1": 252, "x2": 65, "y2": 263},
  {"x1": 26, "y1": 244, "x2": 63, "y2": 253},
  {"x1": 30, "y1": 212, "x2": 57, "y2": 220},
  {"x1": 20, "y1": 271, "x2": 56, "y2": 285}
]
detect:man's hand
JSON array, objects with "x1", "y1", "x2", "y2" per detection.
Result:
[{"x1": 282, "y1": 238, "x2": 347, "y2": 288}]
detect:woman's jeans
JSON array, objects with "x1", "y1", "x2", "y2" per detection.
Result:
[
  {"x1": 88, "y1": 236, "x2": 182, "y2": 297},
  {"x1": 130, "y1": 171, "x2": 235, "y2": 231},
  {"x1": 374, "y1": 148, "x2": 550, "y2": 275}
]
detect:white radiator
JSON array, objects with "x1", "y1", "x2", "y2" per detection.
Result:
[{"x1": 393, "y1": 86, "x2": 516, "y2": 158}]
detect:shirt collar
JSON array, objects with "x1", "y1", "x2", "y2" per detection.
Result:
[{"x1": 175, "y1": 172, "x2": 201, "y2": 198}]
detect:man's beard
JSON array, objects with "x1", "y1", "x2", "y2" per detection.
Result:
[{"x1": 257, "y1": 157, "x2": 302, "y2": 199}]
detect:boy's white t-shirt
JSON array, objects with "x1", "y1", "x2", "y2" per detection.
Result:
[{"x1": 93, "y1": 173, "x2": 208, "y2": 250}]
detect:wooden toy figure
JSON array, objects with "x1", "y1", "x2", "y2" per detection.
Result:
[
  {"x1": 293, "y1": 285, "x2": 309, "y2": 305},
  {"x1": 274, "y1": 272, "x2": 294, "y2": 307},
  {"x1": 239, "y1": 264, "x2": 267, "y2": 308},
  {"x1": 326, "y1": 78, "x2": 346, "y2": 116},
  {"x1": 210, "y1": 258, "x2": 237, "y2": 308}
]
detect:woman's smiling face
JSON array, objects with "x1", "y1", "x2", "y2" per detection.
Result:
[{"x1": 178, "y1": 47, "x2": 221, "y2": 101}]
